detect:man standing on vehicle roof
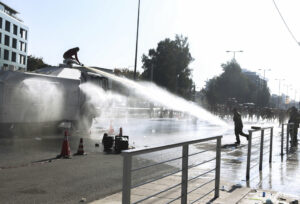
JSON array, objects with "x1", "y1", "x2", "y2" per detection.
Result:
[
  {"x1": 63, "y1": 47, "x2": 82, "y2": 66},
  {"x1": 233, "y1": 108, "x2": 249, "y2": 145}
]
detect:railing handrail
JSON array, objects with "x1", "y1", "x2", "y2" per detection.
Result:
[
  {"x1": 122, "y1": 135, "x2": 222, "y2": 156},
  {"x1": 122, "y1": 135, "x2": 222, "y2": 204},
  {"x1": 248, "y1": 126, "x2": 273, "y2": 133},
  {"x1": 283, "y1": 122, "x2": 294, "y2": 125},
  {"x1": 246, "y1": 126, "x2": 274, "y2": 181}
]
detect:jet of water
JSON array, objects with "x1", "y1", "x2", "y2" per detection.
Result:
[{"x1": 81, "y1": 66, "x2": 227, "y2": 127}]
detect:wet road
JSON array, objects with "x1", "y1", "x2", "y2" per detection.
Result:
[{"x1": 0, "y1": 117, "x2": 299, "y2": 199}]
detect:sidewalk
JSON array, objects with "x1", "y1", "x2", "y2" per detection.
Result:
[
  {"x1": 90, "y1": 172, "x2": 299, "y2": 204},
  {"x1": 239, "y1": 189, "x2": 299, "y2": 204},
  {"x1": 89, "y1": 124, "x2": 300, "y2": 204},
  {"x1": 90, "y1": 173, "x2": 251, "y2": 204}
]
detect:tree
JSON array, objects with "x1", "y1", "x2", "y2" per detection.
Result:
[
  {"x1": 203, "y1": 60, "x2": 270, "y2": 107},
  {"x1": 27, "y1": 55, "x2": 51, "y2": 72},
  {"x1": 141, "y1": 35, "x2": 194, "y2": 99}
]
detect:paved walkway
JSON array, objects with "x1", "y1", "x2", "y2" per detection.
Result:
[
  {"x1": 90, "y1": 172, "x2": 251, "y2": 204},
  {"x1": 90, "y1": 174, "x2": 299, "y2": 204},
  {"x1": 90, "y1": 135, "x2": 300, "y2": 204}
]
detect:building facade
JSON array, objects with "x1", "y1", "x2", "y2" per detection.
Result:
[
  {"x1": 242, "y1": 69, "x2": 266, "y2": 87},
  {"x1": 0, "y1": 2, "x2": 28, "y2": 71}
]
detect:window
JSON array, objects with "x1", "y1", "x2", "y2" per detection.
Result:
[
  {"x1": 12, "y1": 38, "x2": 17, "y2": 49},
  {"x1": 0, "y1": 17, "x2": 2, "y2": 29},
  {"x1": 4, "y1": 50, "x2": 9, "y2": 60},
  {"x1": 20, "y1": 41, "x2": 26, "y2": 52},
  {"x1": 20, "y1": 28, "x2": 27, "y2": 39},
  {"x1": 13, "y1": 24, "x2": 18, "y2": 35},
  {"x1": 5, "y1": 21, "x2": 10, "y2": 32},
  {"x1": 4, "y1": 35, "x2": 9, "y2": 46},
  {"x1": 19, "y1": 54, "x2": 25, "y2": 65},
  {"x1": 12, "y1": 52, "x2": 16, "y2": 62}
]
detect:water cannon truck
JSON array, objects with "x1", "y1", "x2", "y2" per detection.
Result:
[{"x1": 0, "y1": 61, "x2": 111, "y2": 136}]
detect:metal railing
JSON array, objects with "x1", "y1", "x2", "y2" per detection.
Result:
[
  {"x1": 246, "y1": 127, "x2": 273, "y2": 181},
  {"x1": 281, "y1": 123, "x2": 294, "y2": 156},
  {"x1": 122, "y1": 136, "x2": 222, "y2": 204}
]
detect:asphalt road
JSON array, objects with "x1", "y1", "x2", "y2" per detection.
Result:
[
  {"x1": 1, "y1": 118, "x2": 300, "y2": 203},
  {"x1": 0, "y1": 149, "x2": 176, "y2": 204}
]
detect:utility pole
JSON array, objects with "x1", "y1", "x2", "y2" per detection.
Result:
[{"x1": 133, "y1": 0, "x2": 141, "y2": 80}]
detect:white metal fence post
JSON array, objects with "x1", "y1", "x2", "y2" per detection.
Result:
[
  {"x1": 286, "y1": 124, "x2": 290, "y2": 154},
  {"x1": 214, "y1": 137, "x2": 221, "y2": 198},
  {"x1": 246, "y1": 131, "x2": 252, "y2": 181},
  {"x1": 269, "y1": 127, "x2": 273, "y2": 163},
  {"x1": 122, "y1": 154, "x2": 132, "y2": 204},
  {"x1": 181, "y1": 144, "x2": 189, "y2": 204},
  {"x1": 281, "y1": 124, "x2": 284, "y2": 156},
  {"x1": 259, "y1": 130, "x2": 264, "y2": 171}
]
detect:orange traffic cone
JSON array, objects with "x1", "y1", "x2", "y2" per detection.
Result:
[
  {"x1": 74, "y1": 138, "x2": 86, "y2": 155},
  {"x1": 57, "y1": 130, "x2": 71, "y2": 158},
  {"x1": 108, "y1": 121, "x2": 114, "y2": 135}
]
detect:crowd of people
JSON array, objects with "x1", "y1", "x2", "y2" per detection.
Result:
[
  {"x1": 210, "y1": 104, "x2": 289, "y2": 126},
  {"x1": 209, "y1": 103, "x2": 300, "y2": 146}
]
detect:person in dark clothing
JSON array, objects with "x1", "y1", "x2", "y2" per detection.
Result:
[
  {"x1": 288, "y1": 106, "x2": 299, "y2": 147},
  {"x1": 233, "y1": 108, "x2": 249, "y2": 144},
  {"x1": 63, "y1": 47, "x2": 81, "y2": 65}
]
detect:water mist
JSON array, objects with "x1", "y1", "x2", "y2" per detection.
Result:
[{"x1": 81, "y1": 66, "x2": 227, "y2": 127}]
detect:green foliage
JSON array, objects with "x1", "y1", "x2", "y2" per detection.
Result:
[
  {"x1": 204, "y1": 60, "x2": 270, "y2": 107},
  {"x1": 141, "y1": 35, "x2": 194, "y2": 99},
  {"x1": 27, "y1": 55, "x2": 51, "y2": 71}
]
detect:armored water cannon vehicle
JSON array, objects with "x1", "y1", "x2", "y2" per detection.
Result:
[{"x1": 0, "y1": 59, "x2": 112, "y2": 136}]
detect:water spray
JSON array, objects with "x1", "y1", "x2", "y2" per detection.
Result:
[{"x1": 79, "y1": 64, "x2": 227, "y2": 127}]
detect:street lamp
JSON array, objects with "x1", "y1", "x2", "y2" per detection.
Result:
[
  {"x1": 258, "y1": 69, "x2": 271, "y2": 80},
  {"x1": 286, "y1": 84, "x2": 292, "y2": 96},
  {"x1": 133, "y1": 0, "x2": 141, "y2": 80},
  {"x1": 284, "y1": 84, "x2": 293, "y2": 108},
  {"x1": 275, "y1": 78, "x2": 285, "y2": 108},
  {"x1": 258, "y1": 68, "x2": 271, "y2": 87},
  {"x1": 226, "y1": 50, "x2": 243, "y2": 61}
]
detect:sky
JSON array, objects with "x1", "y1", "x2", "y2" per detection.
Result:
[{"x1": 6, "y1": 0, "x2": 300, "y2": 98}]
